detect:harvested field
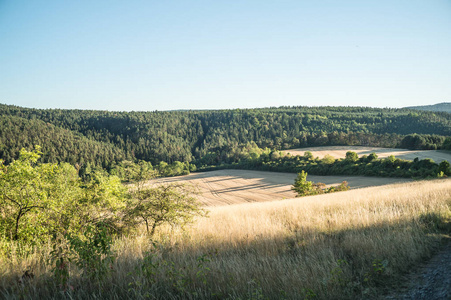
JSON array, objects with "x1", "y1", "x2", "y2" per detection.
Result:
[
  {"x1": 284, "y1": 146, "x2": 451, "y2": 163},
  {"x1": 147, "y1": 170, "x2": 411, "y2": 206}
]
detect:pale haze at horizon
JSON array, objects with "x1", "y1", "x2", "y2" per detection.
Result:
[{"x1": 1, "y1": 1, "x2": 450, "y2": 112}]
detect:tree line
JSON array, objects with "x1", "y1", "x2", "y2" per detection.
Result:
[
  {"x1": 196, "y1": 144, "x2": 450, "y2": 179},
  {"x1": 0, "y1": 104, "x2": 450, "y2": 173}
]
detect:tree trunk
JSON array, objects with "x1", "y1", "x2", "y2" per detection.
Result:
[
  {"x1": 150, "y1": 221, "x2": 158, "y2": 237},
  {"x1": 13, "y1": 210, "x2": 23, "y2": 240}
]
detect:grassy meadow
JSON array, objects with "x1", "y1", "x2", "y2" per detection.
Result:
[{"x1": 1, "y1": 179, "x2": 451, "y2": 299}]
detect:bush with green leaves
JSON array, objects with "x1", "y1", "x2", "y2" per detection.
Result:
[
  {"x1": 127, "y1": 183, "x2": 207, "y2": 236},
  {"x1": 0, "y1": 146, "x2": 81, "y2": 241},
  {"x1": 0, "y1": 147, "x2": 128, "y2": 244},
  {"x1": 65, "y1": 223, "x2": 115, "y2": 281},
  {"x1": 438, "y1": 160, "x2": 451, "y2": 176},
  {"x1": 292, "y1": 170, "x2": 350, "y2": 197}
]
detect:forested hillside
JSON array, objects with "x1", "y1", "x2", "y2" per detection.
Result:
[
  {"x1": 0, "y1": 115, "x2": 127, "y2": 167},
  {"x1": 0, "y1": 104, "x2": 450, "y2": 168},
  {"x1": 406, "y1": 102, "x2": 451, "y2": 113}
]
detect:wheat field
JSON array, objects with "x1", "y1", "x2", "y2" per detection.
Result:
[
  {"x1": 284, "y1": 146, "x2": 451, "y2": 163},
  {"x1": 148, "y1": 170, "x2": 411, "y2": 206},
  {"x1": 1, "y1": 179, "x2": 450, "y2": 299}
]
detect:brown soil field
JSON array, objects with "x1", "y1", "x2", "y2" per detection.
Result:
[
  {"x1": 147, "y1": 170, "x2": 411, "y2": 206},
  {"x1": 284, "y1": 146, "x2": 451, "y2": 163}
]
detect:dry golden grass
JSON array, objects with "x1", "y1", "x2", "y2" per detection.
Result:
[
  {"x1": 162, "y1": 179, "x2": 451, "y2": 298},
  {"x1": 284, "y1": 145, "x2": 451, "y2": 163},
  {"x1": 1, "y1": 179, "x2": 450, "y2": 299}
]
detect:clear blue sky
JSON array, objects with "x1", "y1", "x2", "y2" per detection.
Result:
[{"x1": 1, "y1": 1, "x2": 450, "y2": 111}]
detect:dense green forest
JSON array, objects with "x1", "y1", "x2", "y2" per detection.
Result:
[
  {"x1": 1, "y1": 104, "x2": 450, "y2": 173},
  {"x1": 0, "y1": 115, "x2": 128, "y2": 167},
  {"x1": 406, "y1": 102, "x2": 451, "y2": 113}
]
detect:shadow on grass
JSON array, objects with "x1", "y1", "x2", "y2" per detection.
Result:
[{"x1": 1, "y1": 211, "x2": 449, "y2": 300}]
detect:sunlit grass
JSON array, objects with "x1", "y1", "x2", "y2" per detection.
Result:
[{"x1": 1, "y1": 179, "x2": 450, "y2": 299}]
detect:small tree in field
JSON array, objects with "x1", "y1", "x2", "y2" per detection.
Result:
[
  {"x1": 127, "y1": 184, "x2": 207, "y2": 236},
  {"x1": 291, "y1": 171, "x2": 313, "y2": 197}
]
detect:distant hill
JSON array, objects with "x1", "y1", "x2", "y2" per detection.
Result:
[
  {"x1": 1, "y1": 103, "x2": 451, "y2": 167},
  {"x1": 405, "y1": 102, "x2": 451, "y2": 113}
]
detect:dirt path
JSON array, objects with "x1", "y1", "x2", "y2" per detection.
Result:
[{"x1": 384, "y1": 238, "x2": 451, "y2": 300}]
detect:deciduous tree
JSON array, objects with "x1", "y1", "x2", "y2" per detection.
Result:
[{"x1": 127, "y1": 184, "x2": 206, "y2": 236}]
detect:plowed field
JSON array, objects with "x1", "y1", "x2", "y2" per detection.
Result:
[{"x1": 148, "y1": 170, "x2": 411, "y2": 206}]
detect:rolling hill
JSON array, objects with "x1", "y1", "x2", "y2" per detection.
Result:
[
  {"x1": 405, "y1": 102, "x2": 451, "y2": 113},
  {"x1": 0, "y1": 103, "x2": 450, "y2": 174}
]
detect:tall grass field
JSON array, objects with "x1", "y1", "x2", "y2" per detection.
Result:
[{"x1": 1, "y1": 179, "x2": 450, "y2": 299}]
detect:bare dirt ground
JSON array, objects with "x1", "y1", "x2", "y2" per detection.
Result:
[
  {"x1": 285, "y1": 146, "x2": 451, "y2": 163},
  {"x1": 148, "y1": 169, "x2": 411, "y2": 206},
  {"x1": 384, "y1": 238, "x2": 451, "y2": 300}
]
